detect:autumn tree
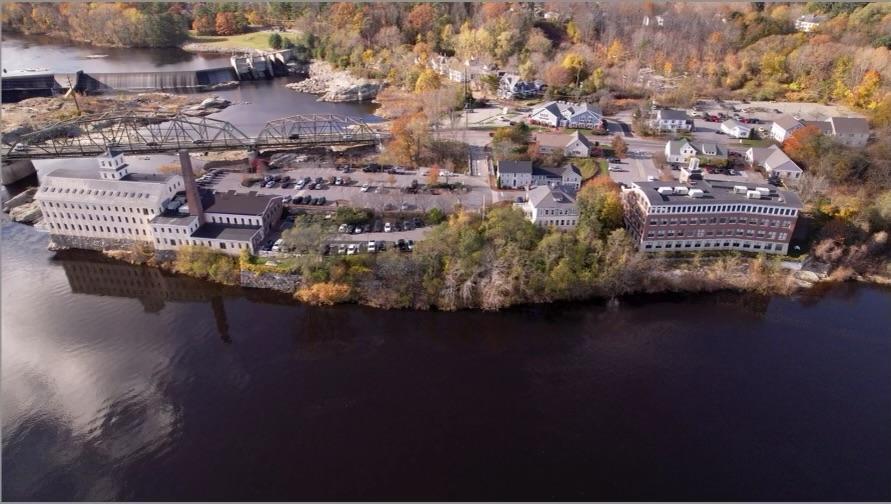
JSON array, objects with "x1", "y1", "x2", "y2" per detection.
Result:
[
  {"x1": 386, "y1": 112, "x2": 430, "y2": 167},
  {"x1": 481, "y1": 3, "x2": 510, "y2": 21},
  {"x1": 214, "y1": 12, "x2": 245, "y2": 36},
  {"x1": 426, "y1": 166, "x2": 441, "y2": 186},
  {"x1": 544, "y1": 63, "x2": 573, "y2": 88},
  {"x1": 414, "y1": 68, "x2": 442, "y2": 93},
  {"x1": 783, "y1": 125, "x2": 824, "y2": 162},
  {"x1": 606, "y1": 39, "x2": 625, "y2": 65},
  {"x1": 611, "y1": 135, "x2": 628, "y2": 158},
  {"x1": 407, "y1": 3, "x2": 435, "y2": 35}
]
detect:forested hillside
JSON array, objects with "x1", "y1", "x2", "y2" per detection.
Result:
[{"x1": 3, "y1": 2, "x2": 890, "y2": 123}]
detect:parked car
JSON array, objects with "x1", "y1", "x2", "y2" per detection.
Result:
[
  {"x1": 407, "y1": 240, "x2": 414, "y2": 252},
  {"x1": 347, "y1": 244, "x2": 357, "y2": 255},
  {"x1": 384, "y1": 222, "x2": 392, "y2": 233},
  {"x1": 367, "y1": 241, "x2": 377, "y2": 253},
  {"x1": 337, "y1": 244, "x2": 347, "y2": 255},
  {"x1": 373, "y1": 220, "x2": 384, "y2": 233},
  {"x1": 282, "y1": 195, "x2": 292, "y2": 204},
  {"x1": 360, "y1": 183, "x2": 370, "y2": 192},
  {"x1": 396, "y1": 239, "x2": 407, "y2": 251},
  {"x1": 317, "y1": 196, "x2": 326, "y2": 205},
  {"x1": 339, "y1": 224, "x2": 348, "y2": 233}
]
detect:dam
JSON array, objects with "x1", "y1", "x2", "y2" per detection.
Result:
[{"x1": 1, "y1": 48, "x2": 304, "y2": 103}]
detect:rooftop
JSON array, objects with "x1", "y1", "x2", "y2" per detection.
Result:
[
  {"x1": 631, "y1": 179, "x2": 802, "y2": 208},
  {"x1": 151, "y1": 214, "x2": 199, "y2": 226},
  {"x1": 498, "y1": 160, "x2": 533, "y2": 174},
  {"x1": 656, "y1": 109, "x2": 688, "y2": 121},
  {"x1": 191, "y1": 222, "x2": 261, "y2": 241},
  {"x1": 829, "y1": 116, "x2": 870, "y2": 135},
  {"x1": 204, "y1": 190, "x2": 280, "y2": 216},
  {"x1": 773, "y1": 115, "x2": 803, "y2": 131},
  {"x1": 526, "y1": 185, "x2": 577, "y2": 208}
]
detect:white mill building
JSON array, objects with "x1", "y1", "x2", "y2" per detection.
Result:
[{"x1": 35, "y1": 149, "x2": 282, "y2": 255}]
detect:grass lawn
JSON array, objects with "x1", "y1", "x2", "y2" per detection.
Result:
[
  {"x1": 187, "y1": 29, "x2": 303, "y2": 51},
  {"x1": 575, "y1": 158, "x2": 608, "y2": 179},
  {"x1": 735, "y1": 138, "x2": 772, "y2": 147}
]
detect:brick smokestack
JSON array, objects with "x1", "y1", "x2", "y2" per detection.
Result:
[{"x1": 179, "y1": 150, "x2": 206, "y2": 225}]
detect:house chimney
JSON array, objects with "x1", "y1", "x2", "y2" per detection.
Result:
[{"x1": 179, "y1": 150, "x2": 206, "y2": 225}]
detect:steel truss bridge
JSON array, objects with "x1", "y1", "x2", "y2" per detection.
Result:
[{"x1": 3, "y1": 112, "x2": 385, "y2": 160}]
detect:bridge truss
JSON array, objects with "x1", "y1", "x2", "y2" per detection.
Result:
[{"x1": 4, "y1": 112, "x2": 383, "y2": 160}]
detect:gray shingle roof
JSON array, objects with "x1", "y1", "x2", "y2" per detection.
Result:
[
  {"x1": 203, "y1": 191, "x2": 279, "y2": 216},
  {"x1": 498, "y1": 160, "x2": 533, "y2": 174},
  {"x1": 656, "y1": 109, "x2": 688, "y2": 121},
  {"x1": 829, "y1": 116, "x2": 870, "y2": 135}
]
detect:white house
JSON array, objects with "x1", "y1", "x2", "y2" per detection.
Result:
[
  {"x1": 665, "y1": 139, "x2": 699, "y2": 164},
  {"x1": 518, "y1": 185, "x2": 579, "y2": 229},
  {"x1": 497, "y1": 160, "x2": 533, "y2": 189},
  {"x1": 828, "y1": 116, "x2": 870, "y2": 147},
  {"x1": 534, "y1": 131, "x2": 594, "y2": 158},
  {"x1": 651, "y1": 109, "x2": 692, "y2": 132},
  {"x1": 665, "y1": 139, "x2": 727, "y2": 164},
  {"x1": 746, "y1": 145, "x2": 802, "y2": 181},
  {"x1": 532, "y1": 163, "x2": 583, "y2": 190},
  {"x1": 721, "y1": 119, "x2": 752, "y2": 139},
  {"x1": 529, "y1": 101, "x2": 603, "y2": 129},
  {"x1": 795, "y1": 14, "x2": 827, "y2": 32},
  {"x1": 770, "y1": 115, "x2": 803, "y2": 143}
]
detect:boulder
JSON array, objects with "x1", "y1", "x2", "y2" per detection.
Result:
[{"x1": 9, "y1": 200, "x2": 42, "y2": 224}]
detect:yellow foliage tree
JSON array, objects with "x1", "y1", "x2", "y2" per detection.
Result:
[
  {"x1": 663, "y1": 61, "x2": 673, "y2": 78},
  {"x1": 414, "y1": 68, "x2": 442, "y2": 93},
  {"x1": 566, "y1": 20, "x2": 581, "y2": 44},
  {"x1": 849, "y1": 70, "x2": 882, "y2": 110},
  {"x1": 606, "y1": 39, "x2": 625, "y2": 65}
]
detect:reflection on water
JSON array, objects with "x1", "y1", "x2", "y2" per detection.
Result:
[{"x1": 3, "y1": 222, "x2": 891, "y2": 501}]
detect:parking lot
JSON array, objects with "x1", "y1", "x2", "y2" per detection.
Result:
[{"x1": 202, "y1": 160, "x2": 492, "y2": 214}]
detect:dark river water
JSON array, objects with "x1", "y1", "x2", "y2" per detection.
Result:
[
  {"x1": 3, "y1": 35, "x2": 891, "y2": 501},
  {"x1": 2, "y1": 221, "x2": 890, "y2": 501}
]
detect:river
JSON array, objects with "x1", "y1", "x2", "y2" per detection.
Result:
[
  {"x1": 3, "y1": 36, "x2": 891, "y2": 501},
  {"x1": 1, "y1": 34, "x2": 380, "y2": 136},
  {"x1": 2, "y1": 221, "x2": 891, "y2": 501}
]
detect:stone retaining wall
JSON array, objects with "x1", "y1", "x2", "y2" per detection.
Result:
[
  {"x1": 48, "y1": 234, "x2": 142, "y2": 253},
  {"x1": 239, "y1": 270, "x2": 301, "y2": 293}
]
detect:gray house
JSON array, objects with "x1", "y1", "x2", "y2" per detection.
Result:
[{"x1": 497, "y1": 160, "x2": 533, "y2": 189}]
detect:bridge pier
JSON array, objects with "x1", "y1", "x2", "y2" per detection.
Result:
[{"x1": 1, "y1": 159, "x2": 37, "y2": 185}]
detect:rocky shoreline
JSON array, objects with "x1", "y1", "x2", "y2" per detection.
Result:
[
  {"x1": 286, "y1": 61, "x2": 381, "y2": 103},
  {"x1": 1, "y1": 93, "x2": 232, "y2": 146}
]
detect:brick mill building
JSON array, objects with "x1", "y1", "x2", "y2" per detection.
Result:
[{"x1": 622, "y1": 180, "x2": 802, "y2": 254}]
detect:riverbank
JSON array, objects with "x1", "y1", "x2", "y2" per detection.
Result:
[
  {"x1": 70, "y1": 233, "x2": 887, "y2": 311},
  {"x1": 286, "y1": 61, "x2": 381, "y2": 103},
  {"x1": 1, "y1": 93, "x2": 232, "y2": 145}
]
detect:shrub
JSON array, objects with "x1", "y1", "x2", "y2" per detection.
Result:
[{"x1": 295, "y1": 282, "x2": 352, "y2": 305}]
